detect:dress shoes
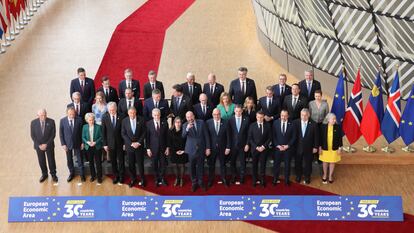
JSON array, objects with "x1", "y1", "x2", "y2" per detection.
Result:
[
  {"x1": 191, "y1": 184, "x2": 198, "y2": 192},
  {"x1": 39, "y1": 175, "x2": 48, "y2": 183},
  {"x1": 80, "y1": 175, "x2": 86, "y2": 182},
  {"x1": 52, "y1": 175, "x2": 58, "y2": 182},
  {"x1": 90, "y1": 177, "x2": 96, "y2": 182},
  {"x1": 67, "y1": 174, "x2": 74, "y2": 183},
  {"x1": 129, "y1": 180, "x2": 136, "y2": 188}
]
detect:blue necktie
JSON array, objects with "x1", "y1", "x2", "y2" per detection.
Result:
[
  {"x1": 236, "y1": 117, "x2": 241, "y2": 133},
  {"x1": 302, "y1": 122, "x2": 306, "y2": 137},
  {"x1": 307, "y1": 82, "x2": 311, "y2": 96},
  {"x1": 131, "y1": 120, "x2": 136, "y2": 134}
]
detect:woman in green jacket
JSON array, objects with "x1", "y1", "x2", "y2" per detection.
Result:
[{"x1": 82, "y1": 113, "x2": 103, "y2": 184}]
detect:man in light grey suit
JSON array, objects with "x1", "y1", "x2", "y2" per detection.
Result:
[
  {"x1": 182, "y1": 111, "x2": 210, "y2": 192},
  {"x1": 59, "y1": 107, "x2": 85, "y2": 183}
]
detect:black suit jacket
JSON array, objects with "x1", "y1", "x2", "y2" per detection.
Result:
[
  {"x1": 118, "y1": 98, "x2": 143, "y2": 119},
  {"x1": 293, "y1": 119, "x2": 319, "y2": 154},
  {"x1": 143, "y1": 81, "x2": 165, "y2": 100},
  {"x1": 30, "y1": 118, "x2": 56, "y2": 150},
  {"x1": 320, "y1": 124, "x2": 343, "y2": 151},
  {"x1": 143, "y1": 98, "x2": 170, "y2": 121},
  {"x1": 247, "y1": 122, "x2": 271, "y2": 153},
  {"x1": 203, "y1": 82, "x2": 225, "y2": 106},
  {"x1": 146, "y1": 120, "x2": 169, "y2": 155},
  {"x1": 101, "y1": 113, "x2": 123, "y2": 149},
  {"x1": 170, "y1": 95, "x2": 193, "y2": 121},
  {"x1": 298, "y1": 79, "x2": 321, "y2": 102},
  {"x1": 182, "y1": 82, "x2": 202, "y2": 105},
  {"x1": 227, "y1": 115, "x2": 250, "y2": 149},
  {"x1": 70, "y1": 77, "x2": 95, "y2": 105},
  {"x1": 97, "y1": 86, "x2": 119, "y2": 104},
  {"x1": 257, "y1": 96, "x2": 281, "y2": 120},
  {"x1": 282, "y1": 95, "x2": 308, "y2": 120},
  {"x1": 272, "y1": 119, "x2": 296, "y2": 150},
  {"x1": 193, "y1": 103, "x2": 213, "y2": 121},
  {"x1": 206, "y1": 119, "x2": 231, "y2": 152},
  {"x1": 229, "y1": 78, "x2": 257, "y2": 105},
  {"x1": 272, "y1": 84, "x2": 291, "y2": 104},
  {"x1": 59, "y1": 116, "x2": 83, "y2": 150},
  {"x1": 118, "y1": 79, "x2": 140, "y2": 99},
  {"x1": 121, "y1": 116, "x2": 146, "y2": 153},
  {"x1": 67, "y1": 102, "x2": 90, "y2": 123},
  {"x1": 243, "y1": 109, "x2": 257, "y2": 124}
]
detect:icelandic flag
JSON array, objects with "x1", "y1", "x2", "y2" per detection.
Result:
[
  {"x1": 360, "y1": 71, "x2": 384, "y2": 145},
  {"x1": 400, "y1": 85, "x2": 414, "y2": 146},
  {"x1": 342, "y1": 68, "x2": 363, "y2": 145},
  {"x1": 381, "y1": 71, "x2": 401, "y2": 144},
  {"x1": 330, "y1": 71, "x2": 346, "y2": 127}
]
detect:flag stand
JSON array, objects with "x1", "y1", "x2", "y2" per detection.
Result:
[
  {"x1": 363, "y1": 145, "x2": 376, "y2": 153},
  {"x1": 0, "y1": 43, "x2": 5, "y2": 54},
  {"x1": 381, "y1": 145, "x2": 394, "y2": 153},
  {"x1": 402, "y1": 146, "x2": 414, "y2": 153},
  {"x1": 10, "y1": 18, "x2": 20, "y2": 36},
  {"x1": 342, "y1": 145, "x2": 356, "y2": 153}
]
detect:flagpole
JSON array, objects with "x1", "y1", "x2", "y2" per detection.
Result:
[
  {"x1": 0, "y1": 41, "x2": 5, "y2": 54},
  {"x1": 342, "y1": 63, "x2": 357, "y2": 153}
]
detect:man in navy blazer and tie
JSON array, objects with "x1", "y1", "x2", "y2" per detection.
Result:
[
  {"x1": 182, "y1": 111, "x2": 210, "y2": 192},
  {"x1": 203, "y1": 73, "x2": 224, "y2": 107},
  {"x1": 169, "y1": 84, "x2": 193, "y2": 121},
  {"x1": 298, "y1": 70, "x2": 321, "y2": 102},
  {"x1": 283, "y1": 83, "x2": 308, "y2": 121},
  {"x1": 30, "y1": 109, "x2": 58, "y2": 183},
  {"x1": 59, "y1": 107, "x2": 85, "y2": 182},
  {"x1": 143, "y1": 70, "x2": 165, "y2": 100},
  {"x1": 257, "y1": 86, "x2": 281, "y2": 123},
  {"x1": 293, "y1": 108, "x2": 319, "y2": 184},
  {"x1": 272, "y1": 109, "x2": 296, "y2": 186},
  {"x1": 229, "y1": 67, "x2": 257, "y2": 105},
  {"x1": 102, "y1": 102, "x2": 124, "y2": 184},
  {"x1": 206, "y1": 109, "x2": 231, "y2": 187},
  {"x1": 67, "y1": 92, "x2": 90, "y2": 123},
  {"x1": 121, "y1": 107, "x2": 146, "y2": 188},
  {"x1": 146, "y1": 108, "x2": 169, "y2": 187},
  {"x1": 97, "y1": 76, "x2": 119, "y2": 104},
  {"x1": 272, "y1": 74, "x2": 291, "y2": 104},
  {"x1": 119, "y1": 68, "x2": 141, "y2": 99},
  {"x1": 143, "y1": 89, "x2": 170, "y2": 121},
  {"x1": 69, "y1": 67, "x2": 95, "y2": 106},
  {"x1": 227, "y1": 105, "x2": 250, "y2": 184},
  {"x1": 118, "y1": 88, "x2": 143, "y2": 119},
  {"x1": 247, "y1": 111, "x2": 271, "y2": 187},
  {"x1": 182, "y1": 72, "x2": 202, "y2": 105},
  {"x1": 193, "y1": 93, "x2": 213, "y2": 121}
]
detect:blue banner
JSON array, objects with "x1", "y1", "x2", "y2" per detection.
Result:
[{"x1": 8, "y1": 195, "x2": 403, "y2": 222}]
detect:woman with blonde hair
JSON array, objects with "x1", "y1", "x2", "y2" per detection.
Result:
[
  {"x1": 243, "y1": 96, "x2": 256, "y2": 124},
  {"x1": 217, "y1": 92, "x2": 235, "y2": 120},
  {"x1": 92, "y1": 91, "x2": 108, "y2": 125}
]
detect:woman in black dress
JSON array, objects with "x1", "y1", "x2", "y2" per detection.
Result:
[{"x1": 168, "y1": 117, "x2": 188, "y2": 187}]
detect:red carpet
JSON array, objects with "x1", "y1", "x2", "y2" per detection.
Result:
[{"x1": 94, "y1": 0, "x2": 195, "y2": 91}]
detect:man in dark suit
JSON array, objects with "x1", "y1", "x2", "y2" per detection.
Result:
[
  {"x1": 146, "y1": 108, "x2": 169, "y2": 187},
  {"x1": 193, "y1": 93, "x2": 213, "y2": 121},
  {"x1": 293, "y1": 108, "x2": 319, "y2": 184},
  {"x1": 67, "y1": 92, "x2": 90, "y2": 123},
  {"x1": 227, "y1": 105, "x2": 250, "y2": 184},
  {"x1": 118, "y1": 68, "x2": 140, "y2": 99},
  {"x1": 247, "y1": 111, "x2": 271, "y2": 187},
  {"x1": 203, "y1": 73, "x2": 224, "y2": 107},
  {"x1": 143, "y1": 70, "x2": 165, "y2": 100},
  {"x1": 118, "y1": 88, "x2": 143, "y2": 119},
  {"x1": 182, "y1": 111, "x2": 210, "y2": 192},
  {"x1": 121, "y1": 107, "x2": 146, "y2": 188},
  {"x1": 283, "y1": 83, "x2": 308, "y2": 121},
  {"x1": 298, "y1": 70, "x2": 321, "y2": 102},
  {"x1": 102, "y1": 102, "x2": 124, "y2": 184},
  {"x1": 30, "y1": 109, "x2": 58, "y2": 183},
  {"x1": 69, "y1": 67, "x2": 95, "y2": 106},
  {"x1": 59, "y1": 107, "x2": 85, "y2": 182},
  {"x1": 169, "y1": 84, "x2": 192, "y2": 121},
  {"x1": 143, "y1": 89, "x2": 170, "y2": 121},
  {"x1": 272, "y1": 73, "x2": 291, "y2": 104},
  {"x1": 272, "y1": 109, "x2": 296, "y2": 186},
  {"x1": 229, "y1": 67, "x2": 257, "y2": 105},
  {"x1": 206, "y1": 108, "x2": 231, "y2": 187},
  {"x1": 181, "y1": 72, "x2": 202, "y2": 105},
  {"x1": 257, "y1": 86, "x2": 281, "y2": 123},
  {"x1": 97, "y1": 76, "x2": 119, "y2": 104}
]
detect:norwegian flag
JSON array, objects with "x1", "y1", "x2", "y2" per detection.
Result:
[
  {"x1": 342, "y1": 67, "x2": 363, "y2": 145},
  {"x1": 381, "y1": 70, "x2": 401, "y2": 143}
]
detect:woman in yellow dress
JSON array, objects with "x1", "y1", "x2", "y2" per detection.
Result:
[{"x1": 319, "y1": 113, "x2": 342, "y2": 184}]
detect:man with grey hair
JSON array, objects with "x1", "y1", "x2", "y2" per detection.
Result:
[
  {"x1": 143, "y1": 89, "x2": 170, "y2": 121},
  {"x1": 203, "y1": 73, "x2": 224, "y2": 106},
  {"x1": 67, "y1": 91, "x2": 90, "y2": 123},
  {"x1": 143, "y1": 70, "x2": 165, "y2": 99},
  {"x1": 182, "y1": 72, "x2": 202, "y2": 105},
  {"x1": 299, "y1": 69, "x2": 321, "y2": 102},
  {"x1": 293, "y1": 108, "x2": 319, "y2": 184},
  {"x1": 31, "y1": 109, "x2": 58, "y2": 183}
]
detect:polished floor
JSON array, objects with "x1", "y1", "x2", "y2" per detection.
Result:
[{"x1": 0, "y1": 0, "x2": 413, "y2": 232}]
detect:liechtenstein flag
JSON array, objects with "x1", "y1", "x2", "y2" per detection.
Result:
[
  {"x1": 381, "y1": 71, "x2": 401, "y2": 144},
  {"x1": 400, "y1": 85, "x2": 414, "y2": 146},
  {"x1": 360, "y1": 71, "x2": 384, "y2": 145}
]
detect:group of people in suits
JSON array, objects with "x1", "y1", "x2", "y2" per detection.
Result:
[{"x1": 30, "y1": 67, "x2": 343, "y2": 192}]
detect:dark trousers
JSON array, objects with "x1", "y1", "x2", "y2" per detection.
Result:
[
  {"x1": 36, "y1": 148, "x2": 56, "y2": 176},
  {"x1": 273, "y1": 150, "x2": 291, "y2": 182},
  {"x1": 189, "y1": 153, "x2": 204, "y2": 185},
  {"x1": 108, "y1": 145, "x2": 125, "y2": 179},
  {"x1": 87, "y1": 147, "x2": 102, "y2": 179},
  {"x1": 151, "y1": 152, "x2": 166, "y2": 181},
  {"x1": 66, "y1": 148, "x2": 84, "y2": 177},
  {"x1": 295, "y1": 150, "x2": 313, "y2": 180},
  {"x1": 230, "y1": 147, "x2": 246, "y2": 179},
  {"x1": 207, "y1": 149, "x2": 227, "y2": 182},
  {"x1": 252, "y1": 150, "x2": 267, "y2": 182},
  {"x1": 127, "y1": 149, "x2": 145, "y2": 182}
]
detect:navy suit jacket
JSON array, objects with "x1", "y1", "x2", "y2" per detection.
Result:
[
  {"x1": 182, "y1": 119, "x2": 210, "y2": 157},
  {"x1": 229, "y1": 78, "x2": 257, "y2": 105},
  {"x1": 202, "y1": 82, "x2": 224, "y2": 107},
  {"x1": 30, "y1": 118, "x2": 56, "y2": 150},
  {"x1": 143, "y1": 81, "x2": 165, "y2": 100},
  {"x1": 298, "y1": 79, "x2": 321, "y2": 101},
  {"x1": 101, "y1": 113, "x2": 123, "y2": 149},
  {"x1": 70, "y1": 77, "x2": 95, "y2": 105},
  {"x1": 118, "y1": 79, "x2": 140, "y2": 99},
  {"x1": 121, "y1": 116, "x2": 146, "y2": 153},
  {"x1": 257, "y1": 96, "x2": 281, "y2": 120},
  {"x1": 227, "y1": 115, "x2": 250, "y2": 149},
  {"x1": 118, "y1": 98, "x2": 143, "y2": 119},
  {"x1": 293, "y1": 119, "x2": 319, "y2": 154},
  {"x1": 272, "y1": 119, "x2": 296, "y2": 151},
  {"x1": 67, "y1": 102, "x2": 91, "y2": 123},
  {"x1": 59, "y1": 116, "x2": 83, "y2": 150},
  {"x1": 272, "y1": 84, "x2": 291, "y2": 104},
  {"x1": 145, "y1": 120, "x2": 169, "y2": 155},
  {"x1": 143, "y1": 98, "x2": 170, "y2": 121},
  {"x1": 193, "y1": 103, "x2": 213, "y2": 121},
  {"x1": 206, "y1": 119, "x2": 231, "y2": 152},
  {"x1": 170, "y1": 95, "x2": 193, "y2": 121},
  {"x1": 282, "y1": 95, "x2": 308, "y2": 121},
  {"x1": 247, "y1": 122, "x2": 271, "y2": 153},
  {"x1": 181, "y1": 82, "x2": 202, "y2": 105},
  {"x1": 97, "y1": 86, "x2": 119, "y2": 104}
]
